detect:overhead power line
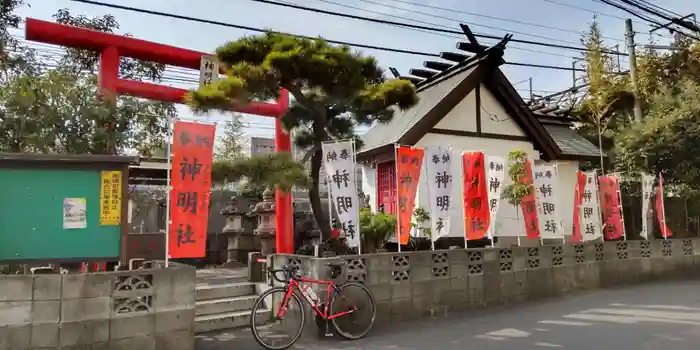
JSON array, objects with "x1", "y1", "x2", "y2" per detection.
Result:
[
  {"x1": 246, "y1": 0, "x2": 626, "y2": 56},
  {"x1": 373, "y1": 0, "x2": 627, "y2": 42},
  {"x1": 66, "y1": 0, "x2": 603, "y2": 73}
]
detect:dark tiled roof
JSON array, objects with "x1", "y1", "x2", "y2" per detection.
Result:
[{"x1": 543, "y1": 124, "x2": 600, "y2": 158}]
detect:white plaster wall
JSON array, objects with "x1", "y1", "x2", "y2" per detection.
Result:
[
  {"x1": 479, "y1": 84, "x2": 524, "y2": 136},
  {"x1": 361, "y1": 166, "x2": 377, "y2": 213},
  {"x1": 415, "y1": 133, "x2": 540, "y2": 239}
]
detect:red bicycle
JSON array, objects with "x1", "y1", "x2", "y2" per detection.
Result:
[{"x1": 250, "y1": 260, "x2": 376, "y2": 349}]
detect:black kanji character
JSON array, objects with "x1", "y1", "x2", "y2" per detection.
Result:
[
  {"x1": 180, "y1": 157, "x2": 202, "y2": 181},
  {"x1": 332, "y1": 169, "x2": 351, "y2": 189},
  {"x1": 489, "y1": 177, "x2": 501, "y2": 192},
  {"x1": 583, "y1": 207, "x2": 594, "y2": 219},
  {"x1": 583, "y1": 190, "x2": 592, "y2": 203},
  {"x1": 176, "y1": 224, "x2": 196, "y2": 247},
  {"x1": 489, "y1": 198, "x2": 498, "y2": 211},
  {"x1": 544, "y1": 220, "x2": 557, "y2": 233},
  {"x1": 343, "y1": 220, "x2": 356, "y2": 240},
  {"x1": 432, "y1": 154, "x2": 440, "y2": 164},
  {"x1": 436, "y1": 195, "x2": 449, "y2": 211},
  {"x1": 339, "y1": 148, "x2": 350, "y2": 160},
  {"x1": 398, "y1": 196, "x2": 408, "y2": 211},
  {"x1": 435, "y1": 171, "x2": 450, "y2": 189},
  {"x1": 195, "y1": 134, "x2": 211, "y2": 147},
  {"x1": 585, "y1": 223, "x2": 596, "y2": 235},
  {"x1": 326, "y1": 150, "x2": 338, "y2": 162},
  {"x1": 176, "y1": 191, "x2": 198, "y2": 214},
  {"x1": 542, "y1": 202, "x2": 555, "y2": 215},
  {"x1": 436, "y1": 218, "x2": 444, "y2": 232},
  {"x1": 336, "y1": 196, "x2": 353, "y2": 214},
  {"x1": 469, "y1": 197, "x2": 482, "y2": 210},
  {"x1": 441, "y1": 153, "x2": 450, "y2": 163},
  {"x1": 179, "y1": 131, "x2": 191, "y2": 146},
  {"x1": 539, "y1": 184, "x2": 552, "y2": 198}
]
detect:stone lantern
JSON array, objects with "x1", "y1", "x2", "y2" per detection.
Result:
[
  {"x1": 250, "y1": 188, "x2": 276, "y2": 256},
  {"x1": 220, "y1": 194, "x2": 254, "y2": 267}
]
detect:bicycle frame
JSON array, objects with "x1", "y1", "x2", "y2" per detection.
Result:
[{"x1": 276, "y1": 277, "x2": 356, "y2": 320}]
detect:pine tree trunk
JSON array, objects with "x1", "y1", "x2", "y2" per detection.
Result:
[{"x1": 309, "y1": 147, "x2": 331, "y2": 239}]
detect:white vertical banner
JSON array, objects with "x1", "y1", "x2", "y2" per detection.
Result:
[
  {"x1": 424, "y1": 146, "x2": 453, "y2": 242},
  {"x1": 322, "y1": 140, "x2": 360, "y2": 248},
  {"x1": 581, "y1": 171, "x2": 602, "y2": 241},
  {"x1": 485, "y1": 155, "x2": 506, "y2": 240},
  {"x1": 199, "y1": 55, "x2": 220, "y2": 87},
  {"x1": 640, "y1": 173, "x2": 655, "y2": 240},
  {"x1": 533, "y1": 164, "x2": 563, "y2": 240}
]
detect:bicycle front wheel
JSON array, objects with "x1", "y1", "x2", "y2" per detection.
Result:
[
  {"x1": 250, "y1": 286, "x2": 305, "y2": 350},
  {"x1": 330, "y1": 282, "x2": 376, "y2": 340}
]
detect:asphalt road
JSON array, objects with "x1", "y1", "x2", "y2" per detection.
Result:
[{"x1": 196, "y1": 279, "x2": 700, "y2": 350}]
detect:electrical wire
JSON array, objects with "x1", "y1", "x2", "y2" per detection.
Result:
[
  {"x1": 63, "y1": 0, "x2": 611, "y2": 72},
  {"x1": 321, "y1": 0, "x2": 587, "y2": 46},
  {"x1": 246, "y1": 0, "x2": 627, "y2": 55},
  {"x1": 369, "y1": 0, "x2": 627, "y2": 42}
]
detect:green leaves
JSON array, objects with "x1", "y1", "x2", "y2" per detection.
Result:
[
  {"x1": 501, "y1": 150, "x2": 533, "y2": 207},
  {"x1": 359, "y1": 207, "x2": 396, "y2": 252},
  {"x1": 211, "y1": 152, "x2": 309, "y2": 192}
]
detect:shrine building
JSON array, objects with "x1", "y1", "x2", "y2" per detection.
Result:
[{"x1": 358, "y1": 35, "x2": 600, "y2": 244}]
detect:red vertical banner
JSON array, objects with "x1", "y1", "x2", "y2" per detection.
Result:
[
  {"x1": 656, "y1": 174, "x2": 672, "y2": 238},
  {"x1": 396, "y1": 146, "x2": 424, "y2": 246},
  {"x1": 599, "y1": 175, "x2": 624, "y2": 240},
  {"x1": 462, "y1": 152, "x2": 489, "y2": 240},
  {"x1": 169, "y1": 121, "x2": 216, "y2": 258},
  {"x1": 571, "y1": 171, "x2": 587, "y2": 243},
  {"x1": 520, "y1": 159, "x2": 540, "y2": 239}
]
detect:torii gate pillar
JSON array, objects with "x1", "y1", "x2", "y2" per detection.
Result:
[{"x1": 25, "y1": 18, "x2": 295, "y2": 255}]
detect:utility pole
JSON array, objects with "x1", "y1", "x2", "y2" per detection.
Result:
[
  {"x1": 529, "y1": 78, "x2": 533, "y2": 101},
  {"x1": 625, "y1": 19, "x2": 643, "y2": 122}
]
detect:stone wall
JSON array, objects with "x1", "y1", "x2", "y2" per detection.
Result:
[
  {"x1": 0, "y1": 264, "x2": 195, "y2": 350},
  {"x1": 272, "y1": 238, "x2": 700, "y2": 328}
]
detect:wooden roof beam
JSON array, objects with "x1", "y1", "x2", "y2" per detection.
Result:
[
  {"x1": 398, "y1": 76, "x2": 424, "y2": 85},
  {"x1": 409, "y1": 68, "x2": 438, "y2": 79},
  {"x1": 423, "y1": 61, "x2": 453, "y2": 71},
  {"x1": 440, "y1": 51, "x2": 470, "y2": 62}
]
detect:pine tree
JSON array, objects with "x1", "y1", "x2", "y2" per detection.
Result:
[{"x1": 186, "y1": 33, "x2": 418, "y2": 237}]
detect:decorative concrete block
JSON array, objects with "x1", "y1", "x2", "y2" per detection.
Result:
[
  {"x1": 155, "y1": 329, "x2": 194, "y2": 350},
  {"x1": 61, "y1": 297, "x2": 111, "y2": 322},
  {"x1": 0, "y1": 276, "x2": 33, "y2": 302},
  {"x1": 31, "y1": 322, "x2": 60, "y2": 348},
  {"x1": 110, "y1": 314, "x2": 155, "y2": 340},
  {"x1": 59, "y1": 319, "x2": 110, "y2": 347},
  {"x1": 33, "y1": 275, "x2": 62, "y2": 301},
  {"x1": 110, "y1": 335, "x2": 155, "y2": 350},
  {"x1": 0, "y1": 324, "x2": 31, "y2": 350},
  {"x1": 0, "y1": 301, "x2": 31, "y2": 326},
  {"x1": 155, "y1": 309, "x2": 194, "y2": 334},
  {"x1": 62, "y1": 274, "x2": 113, "y2": 299},
  {"x1": 32, "y1": 300, "x2": 61, "y2": 324}
]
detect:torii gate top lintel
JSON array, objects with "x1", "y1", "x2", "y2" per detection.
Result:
[{"x1": 24, "y1": 17, "x2": 295, "y2": 254}]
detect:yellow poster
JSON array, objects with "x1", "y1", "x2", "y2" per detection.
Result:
[{"x1": 100, "y1": 170, "x2": 122, "y2": 225}]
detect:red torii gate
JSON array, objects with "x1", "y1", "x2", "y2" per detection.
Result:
[{"x1": 24, "y1": 17, "x2": 295, "y2": 256}]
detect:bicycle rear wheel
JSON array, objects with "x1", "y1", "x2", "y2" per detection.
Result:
[
  {"x1": 329, "y1": 282, "x2": 376, "y2": 340},
  {"x1": 250, "y1": 286, "x2": 305, "y2": 350}
]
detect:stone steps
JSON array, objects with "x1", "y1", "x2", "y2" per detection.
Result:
[
  {"x1": 195, "y1": 308, "x2": 270, "y2": 333},
  {"x1": 195, "y1": 268, "x2": 264, "y2": 333}
]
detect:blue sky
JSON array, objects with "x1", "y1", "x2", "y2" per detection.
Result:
[{"x1": 15, "y1": 0, "x2": 698, "y2": 145}]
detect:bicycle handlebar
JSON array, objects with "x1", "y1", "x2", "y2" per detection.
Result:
[{"x1": 266, "y1": 264, "x2": 299, "y2": 283}]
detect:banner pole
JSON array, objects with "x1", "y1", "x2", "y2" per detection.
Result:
[
  {"x1": 461, "y1": 151, "x2": 469, "y2": 250},
  {"x1": 353, "y1": 138, "x2": 362, "y2": 255},
  {"x1": 395, "y1": 143, "x2": 402, "y2": 253},
  {"x1": 660, "y1": 173, "x2": 669, "y2": 240},
  {"x1": 164, "y1": 116, "x2": 173, "y2": 268},
  {"x1": 595, "y1": 170, "x2": 605, "y2": 242},
  {"x1": 424, "y1": 148, "x2": 435, "y2": 251}
]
